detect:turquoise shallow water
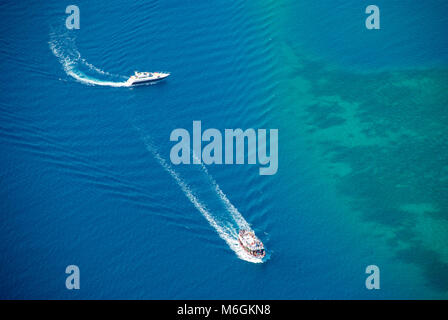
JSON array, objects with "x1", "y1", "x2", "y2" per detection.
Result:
[{"x1": 0, "y1": 0, "x2": 447, "y2": 299}]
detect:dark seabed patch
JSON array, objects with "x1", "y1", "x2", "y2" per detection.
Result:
[{"x1": 280, "y1": 42, "x2": 448, "y2": 295}]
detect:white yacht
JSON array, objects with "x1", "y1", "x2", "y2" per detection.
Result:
[{"x1": 126, "y1": 71, "x2": 170, "y2": 85}]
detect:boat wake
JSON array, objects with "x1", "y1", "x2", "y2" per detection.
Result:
[
  {"x1": 49, "y1": 29, "x2": 267, "y2": 263},
  {"x1": 49, "y1": 31, "x2": 130, "y2": 87},
  {"x1": 140, "y1": 134, "x2": 266, "y2": 264}
]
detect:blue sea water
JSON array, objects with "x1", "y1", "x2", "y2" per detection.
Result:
[
  {"x1": 280, "y1": 0, "x2": 448, "y2": 71},
  {"x1": 0, "y1": 0, "x2": 447, "y2": 299}
]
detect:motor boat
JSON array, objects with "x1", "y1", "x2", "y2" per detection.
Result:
[
  {"x1": 238, "y1": 230, "x2": 265, "y2": 258},
  {"x1": 126, "y1": 71, "x2": 170, "y2": 85}
]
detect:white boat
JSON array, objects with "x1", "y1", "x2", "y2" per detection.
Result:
[
  {"x1": 238, "y1": 230, "x2": 265, "y2": 258},
  {"x1": 126, "y1": 71, "x2": 170, "y2": 85}
]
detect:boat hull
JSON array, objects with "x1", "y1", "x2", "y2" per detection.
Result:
[{"x1": 130, "y1": 77, "x2": 168, "y2": 85}]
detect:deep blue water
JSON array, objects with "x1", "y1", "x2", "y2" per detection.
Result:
[{"x1": 0, "y1": 0, "x2": 447, "y2": 299}]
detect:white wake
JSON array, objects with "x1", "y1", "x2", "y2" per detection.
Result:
[
  {"x1": 49, "y1": 32, "x2": 130, "y2": 87},
  {"x1": 143, "y1": 137, "x2": 265, "y2": 263},
  {"x1": 49, "y1": 30, "x2": 266, "y2": 263},
  {"x1": 192, "y1": 152, "x2": 251, "y2": 231}
]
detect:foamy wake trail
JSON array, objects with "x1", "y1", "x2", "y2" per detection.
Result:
[
  {"x1": 142, "y1": 137, "x2": 264, "y2": 263},
  {"x1": 49, "y1": 32, "x2": 130, "y2": 87},
  {"x1": 192, "y1": 153, "x2": 251, "y2": 231},
  {"x1": 48, "y1": 28, "x2": 265, "y2": 262}
]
